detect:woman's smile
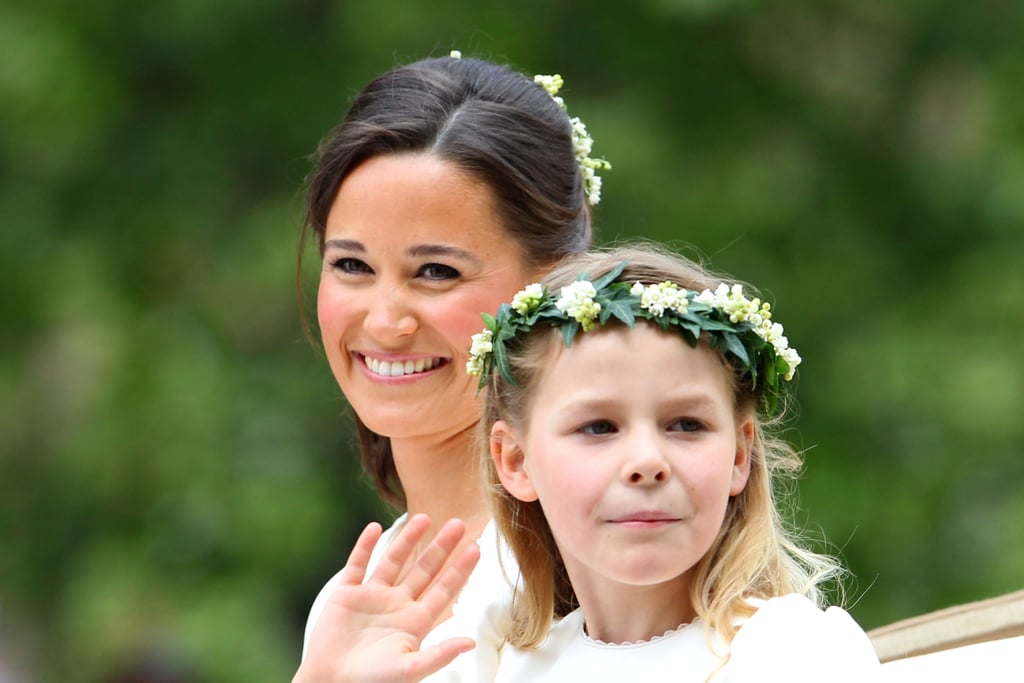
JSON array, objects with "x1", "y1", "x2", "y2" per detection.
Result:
[{"x1": 360, "y1": 353, "x2": 447, "y2": 379}]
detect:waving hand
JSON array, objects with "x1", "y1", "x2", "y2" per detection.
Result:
[{"x1": 293, "y1": 514, "x2": 481, "y2": 683}]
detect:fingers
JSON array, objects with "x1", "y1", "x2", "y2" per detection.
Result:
[
  {"x1": 419, "y1": 543, "x2": 480, "y2": 617},
  {"x1": 363, "y1": 515, "x2": 479, "y2": 611},
  {"x1": 400, "y1": 518, "x2": 468, "y2": 597},
  {"x1": 370, "y1": 515, "x2": 468, "y2": 593},
  {"x1": 403, "y1": 637, "x2": 476, "y2": 682},
  {"x1": 338, "y1": 522, "x2": 384, "y2": 586},
  {"x1": 371, "y1": 514, "x2": 432, "y2": 586}
]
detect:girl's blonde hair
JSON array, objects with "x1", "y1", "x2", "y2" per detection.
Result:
[{"x1": 481, "y1": 243, "x2": 843, "y2": 650}]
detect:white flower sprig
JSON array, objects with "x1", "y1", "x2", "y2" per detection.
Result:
[
  {"x1": 694, "y1": 284, "x2": 801, "y2": 380},
  {"x1": 467, "y1": 261, "x2": 802, "y2": 414},
  {"x1": 631, "y1": 281, "x2": 690, "y2": 317},
  {"x1": 534, "y1": 73, "x2": 611, "y2": 206},
  {"x1": 555, "y1": 280, "x2": 601, "y2": 331},
  {"x1": 511, "y1": 283, "x2": 544, "y2": 315},
  {"x1": 465, "y1": 329, "x2": 493, "y2": 376}
]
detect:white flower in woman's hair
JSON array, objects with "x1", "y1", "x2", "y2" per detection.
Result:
[
  {"x1": 534, "y1": 74, "x2": 564, "y2": 98},
  {"x1": 586, "y1": 171, "x2": 603, "y2": 205},
  {"x1": 511, "y1": 283, "x2": 545, "y2": 315},
  {"x1": 556, "y1": 280, "x2": 601, "y2": 331},
  {"x1": 466, "y1": 329, "x2": 493, "y2": 376},
  {"x1": 570, "y1": 117, "x2": 593, "y2": 158},
  {"x1": 534, "y1": 73, "x2": 610, "y2": 205},
  {"x1": 450, "y1": 50, "x2": 462, "y2": 59}
]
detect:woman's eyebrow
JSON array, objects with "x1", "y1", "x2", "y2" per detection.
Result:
[
  {"x1": 407, "y1": 244, "x2": 482, "y2": 265},
  {"x1": 322, "y1": 239, "x2": 483, "y2": 266},
  {"x1": 323, "y1": 238, "x2": 365, "y2": 252}
]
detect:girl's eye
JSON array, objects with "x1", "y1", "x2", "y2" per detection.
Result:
[
  {"x1": 670, "y1": 418, "x2": 705, "y2": 433},
  {"x1": 580, "y1": 420, "x2": 617, "y2": 436},
  {"x1": 331, "y1": 257, "x2": 373, "y2": 275},
  {"x1": 418, "y1": 263, "x2": 461, "y2": 281}
]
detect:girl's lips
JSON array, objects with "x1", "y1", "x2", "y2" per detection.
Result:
[
  {"x1": 360, "y1": 354, "x2": 448, "y2": 378},
  {"x1": 608, "y1": 512, "x2": 681, "y2": 525}
]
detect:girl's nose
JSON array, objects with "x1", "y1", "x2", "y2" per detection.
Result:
[
  {"x1": 362, "y1": 287, "x2": 418, "y2": 340},
  {"x1": 623, "y1": 430, "x2": 671, "y2": 485},
  {"x1": 627, "y1": 460, "x2": 669, "y2": 485}
]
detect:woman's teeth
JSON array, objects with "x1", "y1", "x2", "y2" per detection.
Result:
[{"x1": 365, "y1": 357, "x2": 441, "y2": 377}]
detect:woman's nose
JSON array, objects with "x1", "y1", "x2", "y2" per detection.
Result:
[{"x1": 362, "y1": 286, "x2": 418, "y2": 340}]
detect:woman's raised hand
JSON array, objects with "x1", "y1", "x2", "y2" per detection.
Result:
[{"x1": 293, "y1": 514, "x2": 481, "y2": 683}]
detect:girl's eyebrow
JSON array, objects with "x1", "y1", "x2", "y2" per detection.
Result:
[
  {"x1": 561, "y1": 394, "x2": 720, "y2": 414},
  {"x1": 666, "y1": 394, "x2": 719, "y2": 411}
]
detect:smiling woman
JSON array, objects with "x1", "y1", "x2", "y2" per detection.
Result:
[
  {"x1": 317, "y1": 153, "x2": 538, "y2": 455},
  {"x1": 294, "y1": 52, "x2": 603, "y2": 683}
]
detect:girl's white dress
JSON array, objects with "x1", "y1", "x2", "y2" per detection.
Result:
[
  {"x1": 492, "y1": 594, "x2": 880, "y2": 682},
  {"x1": 303, "y1": 520, "x2": 878, "y2": 682},
  {"x1": 301, "y1": 514, "x2": 517, "y2": 682}
]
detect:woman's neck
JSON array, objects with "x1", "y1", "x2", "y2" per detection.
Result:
[
  {"x1": 388, "y1": 424, "x2": 490, "y2": 624},
  {"x1": 390, "y1": 423, "x2": 490, "y2": 532}
]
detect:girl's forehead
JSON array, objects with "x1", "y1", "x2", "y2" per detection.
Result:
[{"x1": 529, "y1": 323, "x2": 737, "y2": 405}]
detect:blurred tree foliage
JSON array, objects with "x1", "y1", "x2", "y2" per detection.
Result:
[{"x1": 1, "y1": 0, "x2": 1022, "y2": 680}]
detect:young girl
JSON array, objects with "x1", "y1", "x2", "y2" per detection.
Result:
[
  {"x1": 474, "y1": 244, "x2": 880, "y2": 680},
  {"x1": 313, "y1": 243, "x2": 879, "y2": 682}
]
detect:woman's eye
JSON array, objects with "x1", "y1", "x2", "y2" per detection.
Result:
[
  {"x1": 670, "y1": 418, "x2": 704, "y2": 433},
  {"x1": 418, "y1": 263, "x2": 460, "y2": 281},
  {"x1": 331, "y1": 257, "x2": 373, "y2": 275},
  {"x1": 580, "y1": 420, "x2": 617, "y2": 436}
]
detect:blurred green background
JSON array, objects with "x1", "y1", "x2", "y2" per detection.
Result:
[{"x1": 2, "y1": 0, "x2": 1022, "y2": 680}]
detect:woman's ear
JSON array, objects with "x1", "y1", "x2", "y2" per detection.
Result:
[
  {"x1": 730, "y1": 416, "x2": 754, "y2": 496},
  {"x1": 490, "y1": 420, "x2": 538, "y2": 502}
]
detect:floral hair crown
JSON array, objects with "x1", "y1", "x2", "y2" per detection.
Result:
[
  {"x1": 534, "y1": 74, "x2": 611, "y2": 206},
  {"x1": 467, "y1": 261, "x2": 802, "y2": 413}
]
